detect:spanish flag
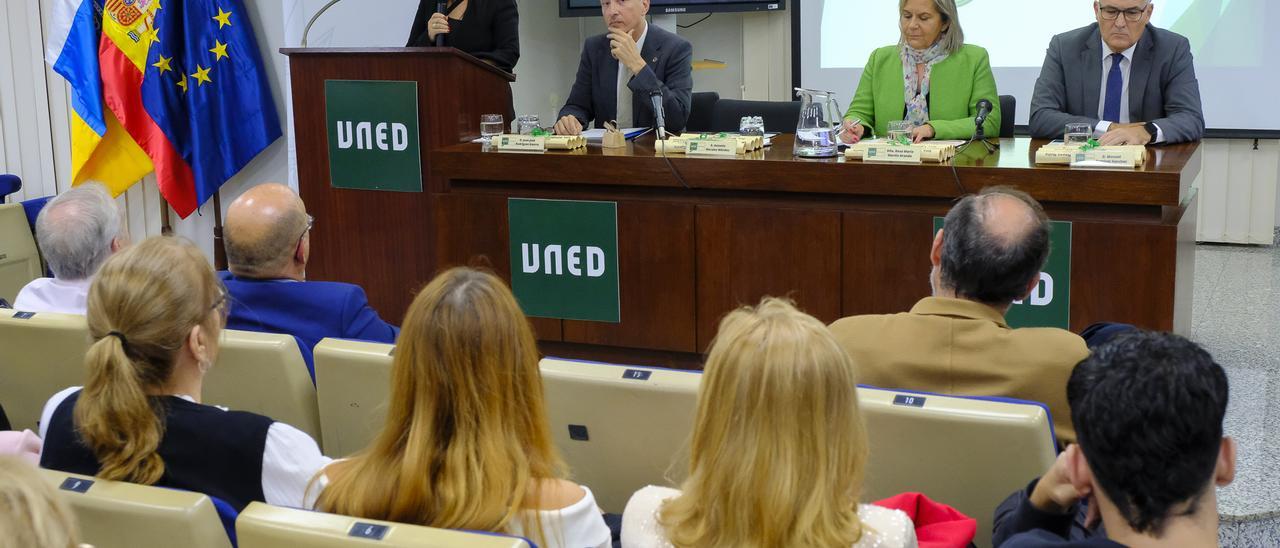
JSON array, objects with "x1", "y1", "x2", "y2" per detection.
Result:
[{"x1": 45, "y1": 0, "x2": 152, "y2": 195}]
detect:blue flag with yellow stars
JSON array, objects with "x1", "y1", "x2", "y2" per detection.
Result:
[{"x1": 141, "y1": 0, "x2": 280, "y2": 216}]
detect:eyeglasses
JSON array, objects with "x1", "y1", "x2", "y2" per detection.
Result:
[
  {"x1": 1098, "y1": 3, "x2": 1150, "y2": 22},
  {"x1": 210, "y1": 288, "x2": 230, "y2": 322},
  {"x1": 297, "y1": 214, "x2": 315, "y2": 246}
]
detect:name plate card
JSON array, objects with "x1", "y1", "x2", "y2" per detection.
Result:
[
  {"x1": 494, "y1": 135, "x2": 547, "y2": 153},
  {"x1": 686, "y1": 139, "x2": 740, "y2": 157},
  {"x1": 862, "y1": 144, "x2": 923, "y2": 164},
  {"x1": 1035, "y1": 144, "x2": 1146, "y2": 167}
]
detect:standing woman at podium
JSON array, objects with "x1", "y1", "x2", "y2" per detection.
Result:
[{"x1": 406, "y1": 0, "x2": 520, "y2": 74}]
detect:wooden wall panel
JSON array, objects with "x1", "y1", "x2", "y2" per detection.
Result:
[{"x1": 842, "y1": 210, "x2": 937, "y2": 317}]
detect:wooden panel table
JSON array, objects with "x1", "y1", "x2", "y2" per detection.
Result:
[{"x1": 430, "y1": 135, "x2": 1200, "y2": 369}]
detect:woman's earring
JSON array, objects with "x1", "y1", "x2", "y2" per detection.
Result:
[{"x1": 198, "y1": 359, "x2": 212, "y2": 373}]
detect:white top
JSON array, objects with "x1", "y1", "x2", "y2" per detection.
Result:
[
  {"x1": 616, "y1": 22, "x2": 650, "y2": 129},
  {"x1": 13, "y1": 277, "x2": 92, "y2": 315},
  {"x1": 39, "y1": 387, "x2": 331, "y2": 508},
  {"x1": 1094, "y1": 37, "x2": 1165, "y2": 143},
  {"x1": 621, "y1": 486, "x2": 918, "y2": 548}
]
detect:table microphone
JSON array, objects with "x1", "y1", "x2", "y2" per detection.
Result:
[
  {"x1": 973, "y1": 98, "x2": 993, "y2": 140},
  {"x1": 435, "y1": 2, "x2": 447, "y2": 47},
  {"x1": 650, "y1": 90, "x2": 667, "y2": 140}
]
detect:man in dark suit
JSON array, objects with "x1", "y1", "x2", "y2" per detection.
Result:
[
  {"x1": 1029, "y1": 0, "x2": 1204, "y2": 145},
  {"x1": 553, "y1": 0, "x2": 692, "y2": 136},
  {"x1": 220, "y1": 183, "x2": 398, "y2": 381}
]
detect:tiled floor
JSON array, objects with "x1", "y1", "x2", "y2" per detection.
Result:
[{"x1": 1197, "y1": 235, "x2": 1280, "y2": 545}]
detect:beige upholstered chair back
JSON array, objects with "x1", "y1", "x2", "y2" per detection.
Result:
[
  {"x1": 40, "y1": 468, "x2": 232, "y2": 548},
  {"x1": 858, "y1": 387, "x2": 1058, "y2": 548},
  {"x1": 312, "y1": 338, "x2": 394, "y2": 458},
  {"x1": 236, "y1": 502, "x2": 533, "y2": 548},
  {"x1": 203, "y1": 329, "x2": 321, "y2": 448},
  {"x1": 538, "y1": 357, "x2": 701, "y2": 514},
  {"x1": 0, "y1": 203, "x2": 42, "y2": 303},
  {"x1": 0, "y1": 309, "x2": 90, "y2": 430}
]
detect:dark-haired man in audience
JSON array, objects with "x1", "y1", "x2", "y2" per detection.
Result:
[
  {"x1": 221, "y1": 183, "x2": 398, "y2": 381},
  {"x1": 993, "y1": 331, "x2": 1234, "y2": 547},
  {"x1": 829, "y1": 186, "x2": 1087, "y2": 443}
]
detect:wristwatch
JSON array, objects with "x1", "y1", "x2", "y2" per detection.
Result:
[{"x1": 1143, "y1": 122, "x2": 1158, "y2": 140}]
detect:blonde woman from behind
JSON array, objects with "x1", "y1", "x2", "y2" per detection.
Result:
[
  {"x1": 621, "y1": 298, "x2": 917, "y2": 548},
  {"x1": 0, "y1": 455, "x2": 84, "y2": 548},
  {"x1": 311, "y1": 267, "x2": 610, "y2": 548}
]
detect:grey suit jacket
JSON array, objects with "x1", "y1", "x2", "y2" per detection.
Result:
[
  {"x1": 558, "y1": 24, "x2": 693, "y2": 133},
  {"x1": 1029, "y1": 23, "x2": 1204, "y2": 143}
]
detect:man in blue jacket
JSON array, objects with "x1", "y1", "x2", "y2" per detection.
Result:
[{"x1": 220, "y1": 183, "x2": 398, "y2": 381}]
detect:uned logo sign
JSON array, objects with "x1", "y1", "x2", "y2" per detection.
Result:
[
  {"x1": 1013, "y1": 272, "x2": 1053, "y2": 306},
  {"x1": 520, "y1": 244, "x2": 607, "y2": 278},
  {"x1": 335, "y1": 121, "x2": 410, "y2": 151}
]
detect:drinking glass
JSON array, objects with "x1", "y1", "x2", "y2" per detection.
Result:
[
  {"x1": 739, "y1": 116, "x2": 765, "y2": 136},
  {"x1": 1064, "y1": 123, "x2": 1092, "y2": 147},
  {"x1": 886, "y1": 121, "x2": 913, "y2": 145},
  {"x1": 516, "y1": 115, "x2": 540, "y2": 135},
  {"x1": 480, "y1": 114, "x2": 504, "y2": 143}
]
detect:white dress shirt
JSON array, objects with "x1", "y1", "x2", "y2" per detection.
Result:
[
  {"x1": 1095, "y1": 37, "x2": 1164, "y2": 143},
  {"x1": 13, "y1": 278, "x2": 92, "y2": 315},
  {"x1": 616, "y1": 23, "x2": 649, "y2": 129},
  {"x1": 39, "y1": 387, "x2": 331, "y2": 508}
]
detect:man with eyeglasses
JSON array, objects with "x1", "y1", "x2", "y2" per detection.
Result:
[
  {"x1": 1029, "y1": 0, "x2": 1204, "y2": 145},
  {"x1": 219, "y1": 183, "x2": 399, "y2": 382}
]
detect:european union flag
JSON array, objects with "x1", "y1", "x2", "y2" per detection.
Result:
[{"x1": 140, "y1": 0, "x2": 280, "y2": 216}]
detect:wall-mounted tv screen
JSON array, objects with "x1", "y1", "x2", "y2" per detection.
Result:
[{"x1": 560, "y1": 0, "x2": 785, "y2": 18}]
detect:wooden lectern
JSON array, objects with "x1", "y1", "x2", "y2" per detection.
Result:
[{"x1": 281, "y1": 47, "x2": 514, "y2": 322}]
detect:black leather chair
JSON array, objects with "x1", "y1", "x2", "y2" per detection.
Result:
[
  {"x1": 708, "y1": 99, "x2": 802, "y2": 133},
  {"x1": 685, "y1": 91, "x2": 720, "y2": 133},
  {"x1": 999, "y1": 95, "x2": 1016, "y2": 138}
]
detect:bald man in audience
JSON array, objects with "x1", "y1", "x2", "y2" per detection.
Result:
[
  {"x1": 14, "y1": 182, "x2": 128, "y2": 314},
  {"x1": 829, "y1": 186, "x2": 1087, "y2": 443},
  {"x1": 221, "y1": 183, "x2": 398, "y2": 380}
]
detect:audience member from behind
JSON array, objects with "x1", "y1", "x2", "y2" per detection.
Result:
[
  {"x1": 623, "y1": 298, "x2": 917, "y2": 548},
  {"x1": 0, "y1": 456, "x2": 81, "y2": 548},
  {"x1": 994, "y1": 331, "x2": 1233, "y2": 547},
  {"x1": 221, "y1": 183, "x2": 398, "y2": 380},
  {"x1": 38, "y1": 236, "x2": 330, "y2": 512},
  {"x1": 829, "y1": 186, "x2": 1087, "y2": 443},
  {"x1": 311, "y1": 267, "x2": 609, "y2": 548},
  {"x1": 14, "y1": 182, "x2": 128, "y2": 315}
]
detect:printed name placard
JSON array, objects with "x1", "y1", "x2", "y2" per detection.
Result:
[
  {"x1": 862, "y1": 144, "x2": 923, "y2": 164},
  {"x1": 495, "y1": 135, "x2": 547, "y2": 153},
  {"x1": 686, "y1": 139, "x2": 739, "y2": 157}
]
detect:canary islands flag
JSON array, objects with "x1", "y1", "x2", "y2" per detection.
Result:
[
  {"x1": 45, "y1": 0, "x2": 152, "y2": 194},
  {"x1": 98, "y1": 0, "x2": 281, "y2": 218}
]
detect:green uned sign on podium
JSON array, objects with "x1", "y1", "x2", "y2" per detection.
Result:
[
  {"x1": 508, "y1": 198, "x2": 621, "y2": 323},
  {"x1": 324, "y1": 80, "x2": 422, "y2": 192},
  {"x1": 932, "y1": 217, "x2": 1072, "y2": 329}
]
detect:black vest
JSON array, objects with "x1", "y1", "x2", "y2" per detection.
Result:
[{"x1": 40, "y1": 390, "x2": 274, "y2": 512}]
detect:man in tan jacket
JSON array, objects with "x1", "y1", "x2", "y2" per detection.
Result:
[{"x1": 830, "y1": 186, "x2": 1087, "y2": 443}]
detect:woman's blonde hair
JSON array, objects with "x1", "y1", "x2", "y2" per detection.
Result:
[
  {"x1": 900, "y1": 0, "x2": 965, "y2": 53},
  {"x1": 658, "y1": 298, "x2": 870, "y2": 548},
  {"x1": 0, "y1": 456, "x2": 82, "y2": 548},
  {"x1": 314, "y1": 267, "x2": 565, "y2": 544},
  {"x1": 75, "y1": 236, "x2": 225, "y2": 485}
]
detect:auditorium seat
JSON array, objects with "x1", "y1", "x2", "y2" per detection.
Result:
[
  {"x1": 0, "y1": 202, "x2": 43, "y2": 304},
  {"x1": 236, "y1": 502, "x2": 534, "y2": 547},
  {"x1": 857, "y1": 386, "x2": 1057, "y2": 548},
  {"x1": 538, "y1": 357, "x2": 700, "y2": 513},
  {"x1": 41, "y1": 468, "x2": 232, "y2": 548},
  {"x1": 0, "y1": 308, "x2": 90, "y2": 431},
  {"x1": 204, "y1": 329, "x2": 323, "y2": 449},
  {"x1": 312, "y1": 338, "x2": 395, "y2": 458}
]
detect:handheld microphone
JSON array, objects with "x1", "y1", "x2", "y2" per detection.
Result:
[
  {"x1": 650, "y1": 91, "x2": 667, "y2": 140},
  {"x1": 973, "y1": 98, "x2": 993, "y2": 139},
  {"x1": 435, "y1": 1, "x2": 447, "y2": 47}
]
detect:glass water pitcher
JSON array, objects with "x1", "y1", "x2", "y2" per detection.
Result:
[{"x1": 794, "y1": 88, "x2": 842, "y2": 158}]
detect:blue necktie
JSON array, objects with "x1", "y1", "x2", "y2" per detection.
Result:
[{"x1": 1103, "y1": 53, "x2": 1124, "y2": 123}]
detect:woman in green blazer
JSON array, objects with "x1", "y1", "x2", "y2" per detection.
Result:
[{"x1": 840, "y1": 0, "x2": 1000, "y2": 143}]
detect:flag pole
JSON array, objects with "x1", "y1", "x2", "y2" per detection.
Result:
[
  {"x1": 213, "y1": 190, "x2": 227, "y2": 270},
  {"x1": 160, "y1": 201, "x2": 172, "y2": 235}
]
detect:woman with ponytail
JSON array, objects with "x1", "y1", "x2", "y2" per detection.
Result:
[
  {"x1": 310, "y1": 267, "x2": 610, "y2": 548},
  {"x1": 38, "y1": 236, "x2": 330, "y2": 511}
]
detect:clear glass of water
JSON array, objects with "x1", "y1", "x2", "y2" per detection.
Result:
[
  {"x1": 481, "y1": 114, "x2": 504, "y2": 143},
  {"x1": 739, "y1": 116, "x2": 765, "y2": 136},
  {"x1": 516, "y1": 115, "x2": 540, "y2": 135},
  {"x1": 1064, "y1": 123, "x2": 1092, "y2": 147},
  {"x1": 887, "y1": 121, "x2": 913, "y2": 145}
]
